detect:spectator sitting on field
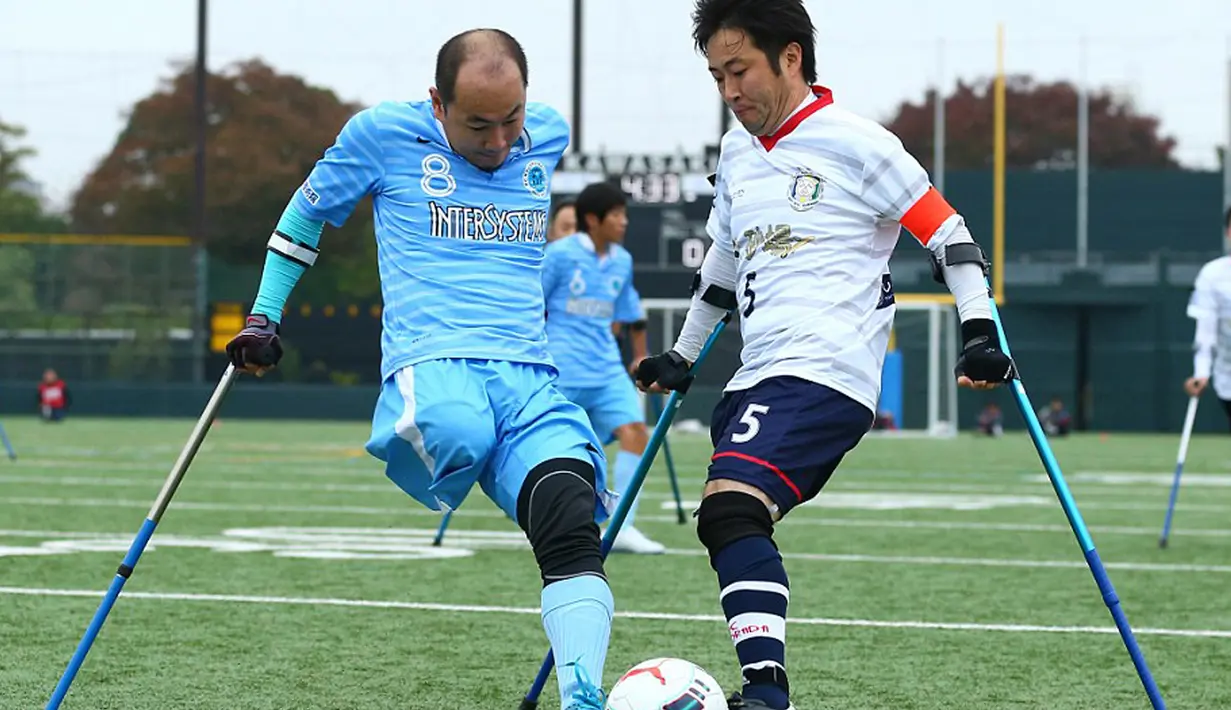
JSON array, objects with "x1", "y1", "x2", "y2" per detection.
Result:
[
  {"x1": 977, "y1": 402, "x2": 1003, "y2": 437},
  {"x1": 37, "y1": 368, "x2": 70, "y2": 422},
  {"x1": 1039, "y1": 397, "x2": 1072, "y2": 436},
  {"x1": 872, "y1": 409, "x2": 897, "y2": 430}
]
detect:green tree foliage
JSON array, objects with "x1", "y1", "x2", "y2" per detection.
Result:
[
  {"x1": 886, "y1": 76, "x2": 1180, "y2": 171},
  {"x1": 70, "y1": 59, "x2": 379, "y2": 302}
]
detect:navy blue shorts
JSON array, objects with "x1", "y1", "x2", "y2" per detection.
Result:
[{"x1": 707, "y1": 376, "x2": 874, "y2": 515}]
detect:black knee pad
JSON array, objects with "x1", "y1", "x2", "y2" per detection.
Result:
[
  {"x1": 516, "y1": 457, "x2": 605, "y2": 585},
  {"x1": 696, "y1": 490, "x2": 776, "y2": 561}
]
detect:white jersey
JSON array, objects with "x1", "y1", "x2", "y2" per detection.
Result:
[
  {"x1": 705, "y1": 87, "x2": 960, "y2": 413},
  {"x1": 1188, "y1": 256, "x2": 1231, "y2": 399}
]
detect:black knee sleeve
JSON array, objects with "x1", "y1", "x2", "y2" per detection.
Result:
[
  {"x1": 696, "y1": 490, "x2": 776, "y2": 561},
  {"x1": 516, "y1": 457, "x2": 605, "y2": 586}
]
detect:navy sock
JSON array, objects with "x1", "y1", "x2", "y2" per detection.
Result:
[{"x1": 712, "y1": 535, "x2": 790, "y2": 709}]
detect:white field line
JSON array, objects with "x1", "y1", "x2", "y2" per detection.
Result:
[
  {"x1": 3, "y1": 527, "x2": 1231, "y2": 574},
  {"x1": 4, "y1": 495, "x2": 1231, "y2": 539},
  {"x1": 1, "y1": 585, "x2": 1228, "y2": 639},
  {"x1": 5, "y1": 475, "x2": 1230, "y2": 513}
]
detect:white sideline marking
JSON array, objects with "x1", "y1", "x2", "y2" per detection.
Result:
[
  {"x1": 1066, "y1": 472, "x2": 1231, "y2": 487},
  {"x1": 664, "y1": 548, "x2": 1231, "y2": 574},
  {"x1": 9, "y1": 474, "x2": 1230, "y2": 514},
  {"x1": 3, "y1": 527, "x2": 1231, "y2": 574},
  {"x1": 5, "y1": 495, "x2": 1231, "y2": 538},
  {"x1": 0, "y1": 496, "x2": 506, "y2": 519},
  {"x1": 0, "y1": 474, "x2": 398, "y2": 494},
  {"x1": 1, "y1": 585, "x2": 1227, "y2": 639},
  {"x1": 11, "y1": 458, "x2": 379, "y2": 478},
  {"x1": 662, "y1": 495, "x2": 1231, "y2": 513}
]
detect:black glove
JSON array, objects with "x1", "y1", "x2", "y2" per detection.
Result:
[
  {"x1": 634, "y1": 350, "x2": 693, "y2": 392},
  {"x1": 225, "y1": 314, "x2": 283, "y2": 373},
  {"x1": 954, "y1": 318, "x2": 1015, "y2": 384}
]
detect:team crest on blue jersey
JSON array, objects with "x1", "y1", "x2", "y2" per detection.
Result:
[
  {"x1": 787, "y1": 169, "x2": 824, "y2": 211},
  {"x1": 523, "y1": 160, "x2": 549, "y2": 198},
  {"x1": 608, "y1": 276, "x2": 624, "y2": 295}
]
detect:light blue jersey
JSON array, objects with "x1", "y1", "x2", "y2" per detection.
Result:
[
  {"x1": 542, "y1": 233, "x2": 645, "y2": 388},
  {"x1": 289, "y1": 100, "x2": 568, "y2": 380}
]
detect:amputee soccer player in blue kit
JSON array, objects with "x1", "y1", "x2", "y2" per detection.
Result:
[
  {"x1": 224, "y1": 29, "x2": 614, "y2": 710},
  {"x1": 542, "y1": 181, "x2": 665, "y2": 555}
]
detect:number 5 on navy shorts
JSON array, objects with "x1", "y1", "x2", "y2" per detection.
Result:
[{"x1": 708, "y1": 376, "x2": 874, "y2": 515}]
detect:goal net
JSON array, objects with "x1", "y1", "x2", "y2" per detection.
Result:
[{"x1": 641, "y1": 298, "x2": 959, "y2": 437}]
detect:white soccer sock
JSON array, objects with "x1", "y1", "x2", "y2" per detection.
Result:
[{"x1": 613, "y1": 449, "x2": 643, "y2": 527}]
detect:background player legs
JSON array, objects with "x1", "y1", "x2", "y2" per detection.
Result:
[{"x1": 608, "y1": 420, "x2": 666, "y2": 554}]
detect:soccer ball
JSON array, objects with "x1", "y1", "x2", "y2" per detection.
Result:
[{"x1": 605, "y1": 657, "x2": 727, "y2": 709}]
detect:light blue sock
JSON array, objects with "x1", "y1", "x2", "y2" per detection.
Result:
[
  {"x1": 542, "y1": 575, "x2": 613, "y2": 708},
  {"x1": 614, "y1": 449, "x2": 643, "y2": 527}
]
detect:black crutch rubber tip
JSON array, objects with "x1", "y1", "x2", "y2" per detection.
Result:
[
  {"x1": 1158, "y1": 539, "x2": 1168, "y2": 549},
  {"x1": 518, "y1": 699, "x2": 539, "y2": 710}
]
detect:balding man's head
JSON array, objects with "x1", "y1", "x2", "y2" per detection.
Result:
[
  {"x1": 430, "y1": 29, "x2": 531, "y2": 170},
  {"x1": 434, "y1": 29, "x2": 528, "y2": 106}
]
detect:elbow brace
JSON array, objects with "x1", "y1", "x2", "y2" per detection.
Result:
[
  {"x1": 251, "y1": 204, "x2": 325, "y2": 322},
  {"x1": 690, "y1": 270, "x2": 737, "y2": 310},
  {"x1": 928, "y1": 242, "x2": 988, "y2": 285},
  {"x1": 267, "y1": 205, "x2": 323, "y2": 267},
  {"x1": 926, "y1": 218, "x2": 993, "y2": 322}
]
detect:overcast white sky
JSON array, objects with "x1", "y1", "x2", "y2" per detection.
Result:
[{"x1": 3, "y1": 0, "x2": 1230, "y2": 208}]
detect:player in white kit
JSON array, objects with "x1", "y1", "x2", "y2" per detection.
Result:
[
  {"x1": 1184, "y1": 207, "x2": 1231, "y2": 429},
  {"x1": 634, "y1": 1, "x2": 1015, "y2": 707}
]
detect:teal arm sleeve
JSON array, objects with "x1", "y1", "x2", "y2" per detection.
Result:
[{"x1": 251, "y1": 203, "x2": 326, "y2": 323}]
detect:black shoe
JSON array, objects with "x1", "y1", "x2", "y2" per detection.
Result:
[{"x1": 727, "y1": 692, "x2": 795, "y2": 709}]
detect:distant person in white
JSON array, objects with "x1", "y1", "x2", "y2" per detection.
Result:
[{"x1": 1184, "y1": 207, "x2": 1231, "y2": 430}]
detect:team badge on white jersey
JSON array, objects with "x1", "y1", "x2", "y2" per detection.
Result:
[{"x1": 787, "y1": 169, "x2": 824, "y2": 211}]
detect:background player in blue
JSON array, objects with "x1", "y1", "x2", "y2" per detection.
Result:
[
  {"x1": 547, "y1": 197, "x2": 577, "y2": 242},
  {"x1": 224, "y1": 29, "x2": 612, "y2": 710},
  {"x1": 543, "y1": 182, "x2": 664, "y2": 555}
]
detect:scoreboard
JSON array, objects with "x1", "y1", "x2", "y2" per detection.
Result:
[{"x1": 553, "y1": 157, "x2": 718, "y2": 300}]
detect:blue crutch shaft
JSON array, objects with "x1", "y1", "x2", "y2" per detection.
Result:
[
  {"x1": 46, "y1": 365, "x2": 238, "y2": 710},
  {"x1": 1159, "y1": 395, "x2": 1199, "y2": 548},
  {"x1": 649, "y1": 392, "x2": 686, "y2": 524},
  {"x1": 0, "y1": 421, "x2": 16, "y2": 460},
  {"x1": 433, "y1": 510, "x2": 454, "y2": 546},
  {"x1": 987, "y1": 292, "x2": 1165, "y2": 709}
]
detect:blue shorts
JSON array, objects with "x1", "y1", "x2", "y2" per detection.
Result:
[
  {"x1": 557, "y1": 376, "x2": 644, "y2": 445},
  {"x1": 708, "y1": 376, "x2": 873, "y2": 515},
  {"x1": 365, "y1": 359, "x2": 610, "y2": 525}
]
